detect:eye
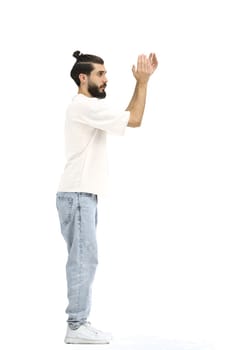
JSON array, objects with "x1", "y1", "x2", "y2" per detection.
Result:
[{"x1": 97, "y1": 71, "x2": 106, "y2": 77}]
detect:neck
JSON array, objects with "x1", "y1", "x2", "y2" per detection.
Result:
[{"x1": 78, "y1": 87, "x2": 91, "y2": 97}]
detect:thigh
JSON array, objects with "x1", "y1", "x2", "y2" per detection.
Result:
[
  {"x1": 79, "y1": 193, "x2": 98, "y2": 234},
  {"x1": 78, "y1": 193, "x2": 98, "y2": 262},
  {"x1": 56, "y1": 192, "x2": 77, "y2": 223}
]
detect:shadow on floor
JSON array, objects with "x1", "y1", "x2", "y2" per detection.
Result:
[{"x1": 70, "y1": 336, "x2": 215, "y2": 350}]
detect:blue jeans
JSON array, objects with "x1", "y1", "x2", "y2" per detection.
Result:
[{"x1": 56, "y1": 192, "x2": 98, "y2": 329}]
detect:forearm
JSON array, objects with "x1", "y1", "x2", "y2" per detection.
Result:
[
  {"x1": 126, "y1": 82, "x2": 148, "y2": 127},
  {"x1": 126, "y1": 53, "x2": 158, "y2": 127},
  {"x1": 126, "y1": 81, "x2": 139, "y2": 111}
]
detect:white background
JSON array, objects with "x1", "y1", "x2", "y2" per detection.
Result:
[{"x1": 0, "y1": 1, "x2": 232, "y2": 349}]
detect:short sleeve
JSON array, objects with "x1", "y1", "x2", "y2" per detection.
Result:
[{"x1": 69, "y1": 95, "x2": 130, "y2": 136}]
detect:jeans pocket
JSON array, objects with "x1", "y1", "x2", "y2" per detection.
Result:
[{"x1": 56, "y1": 193, "x2": 75, "y2": 227}]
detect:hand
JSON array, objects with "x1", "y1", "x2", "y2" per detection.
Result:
[{"x1": 132, "y1": 53, "x2": 158, "y2": 83}]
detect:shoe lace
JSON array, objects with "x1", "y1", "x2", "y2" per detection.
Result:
[{"x1": 84, "y1": 322, "x2": 101, "y2": 334}]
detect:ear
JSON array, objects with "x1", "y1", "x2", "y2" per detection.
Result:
[{"x1": 79, "y1": 73, "x2": 87, "y2": 84}]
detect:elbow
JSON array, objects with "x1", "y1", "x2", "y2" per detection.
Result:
[
  {"x1": 127, "y1": 120, "x2": 141, "y2": 128},
  {"x1": 133, "y1": 121, "x2": 141, "y2": 128},
  {"x1": 127, "y1": 113, "x2": 142, "y2": 128}
]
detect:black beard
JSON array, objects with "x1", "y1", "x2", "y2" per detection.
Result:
[{"x1": 88, "y1": 82, "x2": 106, "y2": 99}]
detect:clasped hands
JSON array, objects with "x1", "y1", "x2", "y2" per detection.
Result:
[{"x1": 132, "y1": 53, "x2": 158, "y2": 83}]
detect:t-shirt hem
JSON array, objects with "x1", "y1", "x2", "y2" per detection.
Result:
[{"x1": 57, "y1": 187, "x2": 107, "y2": 197}]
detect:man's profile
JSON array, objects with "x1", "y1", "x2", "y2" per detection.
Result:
[{"x1": 56, "y1": 50, "x2": 158, "y2": 344}]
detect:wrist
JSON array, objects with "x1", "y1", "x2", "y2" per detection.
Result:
[{"x1": 136, "y1": 81, "x2": 148, "y2": 88}]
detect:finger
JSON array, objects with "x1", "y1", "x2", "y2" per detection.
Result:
[
  {"x1": 149, "y1": 53, "x2": 155, "y2": 64},
  {"x1": 137, "y1": 54, "x2": 143, "y2": 71},
  {"x1": 141, "y1": 54, "x2": 147, "y2": 72},
  {"x1": 146, "y1": 55, "x2": 151, "y2": 73},
  {"x1": 152, "y1": 53, "x2": 158, "y2": 66},
  {"x1": 132, "y1": 64, "x2": 136, "y2": 74}
]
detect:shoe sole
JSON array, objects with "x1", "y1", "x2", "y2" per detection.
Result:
[{"x1": 65, "y1": 337, "x2": 111, "y2": 344}]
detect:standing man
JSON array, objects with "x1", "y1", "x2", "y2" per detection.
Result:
[{"x1": 56, "y1": 50, "x2": 158, "y2": 344}]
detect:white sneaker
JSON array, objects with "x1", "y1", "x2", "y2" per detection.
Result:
[{"x1": 65, "y1": 322, "x2": 112, "y2": 344}]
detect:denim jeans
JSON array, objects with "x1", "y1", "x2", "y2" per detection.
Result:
[{"x1": 56, "y1": 192, "x2": 98, "y2": 329}]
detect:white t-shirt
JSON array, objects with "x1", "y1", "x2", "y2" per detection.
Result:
[{"x1": 57, "y1": 94, "x2": 130, "y2": 196}]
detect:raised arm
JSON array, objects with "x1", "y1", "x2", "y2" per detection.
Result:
[{"x1": 126, "y1": 53, "x2": 158, "y2": 127}]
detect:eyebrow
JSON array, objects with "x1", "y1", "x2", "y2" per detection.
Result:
[{"x1": 97, "y1": 70, "x2": 107, "y2": 74}]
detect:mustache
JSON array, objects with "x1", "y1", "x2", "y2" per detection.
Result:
[{"x1": 100, "y1": 83, "x2": 107, "y2": 89}]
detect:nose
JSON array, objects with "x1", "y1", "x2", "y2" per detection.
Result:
[{"x1": 103, "y1": 74, "x2": 108, "y2": 84}]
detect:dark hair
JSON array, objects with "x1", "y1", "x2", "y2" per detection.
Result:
[{"x1": 70, "y1": 50, "x2": 104, "y2": 86}]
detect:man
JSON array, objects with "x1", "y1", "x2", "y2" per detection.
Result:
[{"x1": 56, "y1": 50, "x2": 158, "y2": 344}]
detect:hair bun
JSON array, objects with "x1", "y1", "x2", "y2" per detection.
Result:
[{"x1": 73, "y1": 50, "x2": 82, "y2": 59}]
